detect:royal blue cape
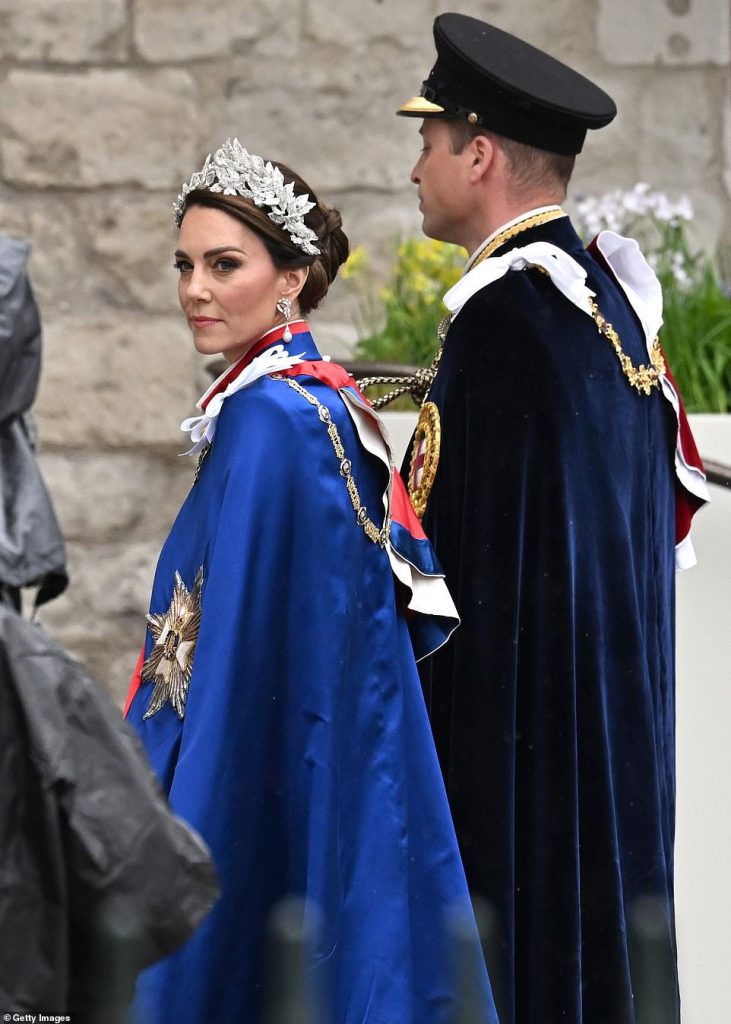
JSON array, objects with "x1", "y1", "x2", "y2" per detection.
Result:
[
  {"x1": 126, "y1": 330, "x2": 498, "y2": 1024},
  {"x1": 414, "y1": 216, "x2": 689, "y2": 1023}
]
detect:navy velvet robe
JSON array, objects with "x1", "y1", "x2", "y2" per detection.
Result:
[{"x1": 417, "y1": 217, "x2": 680, "y2": 1023}]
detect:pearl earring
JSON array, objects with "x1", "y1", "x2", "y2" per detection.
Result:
[{"x1": 276, "y1": 297, "x2": 292, "y2": 342}]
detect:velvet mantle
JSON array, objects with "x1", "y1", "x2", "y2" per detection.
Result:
[{"x1": 416, "y1": 216, "x2": 684, "y2": 1023}]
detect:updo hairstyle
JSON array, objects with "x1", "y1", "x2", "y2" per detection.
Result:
[{"x1": 181, "y1": 163, "x2": 349, "y2": 316}]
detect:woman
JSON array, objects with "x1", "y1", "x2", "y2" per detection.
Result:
[{"x1": 124, "y1": 139, "x2": 498, "y2": 1024}]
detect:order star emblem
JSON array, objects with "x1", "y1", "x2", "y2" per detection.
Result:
[{"x1": 141, "y1": 567, "x2": 204, "y2": 720}]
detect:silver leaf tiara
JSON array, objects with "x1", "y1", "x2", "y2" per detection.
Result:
[{"x1": 173, "y1": 138, "x2": 321, "y2": 256}]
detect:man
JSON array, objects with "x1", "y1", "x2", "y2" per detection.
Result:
[{"x1": 396, "y1": 14, "x2": 709, "y2": 1023}]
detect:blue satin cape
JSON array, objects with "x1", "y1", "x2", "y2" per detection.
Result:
[
  {"x1": 416, "y1": 217, "x2": 680, "y2": 1023},
  {"x1": 126, "y1": 331, "x2": 498, "y2": 1024}
]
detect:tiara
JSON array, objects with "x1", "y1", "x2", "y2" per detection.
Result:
[{"x1": 173, "y1": 138, "x2": 321, "y2": 256}]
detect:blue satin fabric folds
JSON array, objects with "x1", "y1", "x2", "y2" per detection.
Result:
[
  {"x1": 418, "y1": 217, "x2": 680, "y2": 1023},
  {"x1": 126, "y1": 333, "x2": 497, "y2": 1024}
]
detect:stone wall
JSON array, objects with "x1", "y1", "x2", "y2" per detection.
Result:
[{"x1": 1, "y1": 0, "x2": 729, "y2": 703}]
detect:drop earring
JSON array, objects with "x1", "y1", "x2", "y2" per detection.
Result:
[{"x1": 276, "y1": 297, "x2": 292, "y2": 342}]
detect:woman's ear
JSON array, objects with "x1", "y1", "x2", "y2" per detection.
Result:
[{"x1": 280, "y1": 266, "x2": 309, "y2": 304}]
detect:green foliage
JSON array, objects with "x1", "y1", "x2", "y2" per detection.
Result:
[
  {"x1": 351, "y1": 238, "x2": 464, "y2": 366},
  {"x1": 659, "y1": 264, "x2": 731, "y2": 413}
]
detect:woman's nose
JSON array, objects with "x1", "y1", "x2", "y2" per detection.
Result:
[{"x1": 185, "y1": 268, "x2": 211, "y2": 301}]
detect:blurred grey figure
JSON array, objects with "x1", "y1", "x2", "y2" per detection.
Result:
[
  {"x1": 0, "y1": 237, "x2": 219, "y2": 1021},
  {"x1": 0, "y1": 236, "x2": 66, "y2": 611}
]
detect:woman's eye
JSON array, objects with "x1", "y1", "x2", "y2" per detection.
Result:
[
  {"x1": 173, "y1": 260, "x2": 192, "y2": 273},
  {"x1": 215, "y1": 258, "x2": 240, "y2": 272}
]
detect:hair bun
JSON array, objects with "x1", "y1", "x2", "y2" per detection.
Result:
[
  {"x1": 322, "y1": 206, "x2": 343, "y2": 237},
  {"x1": 318, "y1": 204, "x2": 349, "y2": 281}
]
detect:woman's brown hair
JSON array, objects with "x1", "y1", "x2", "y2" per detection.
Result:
[{"x1": 180, "y1": 163, "x2": 349, "y2": 316}]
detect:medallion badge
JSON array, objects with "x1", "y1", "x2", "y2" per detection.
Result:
[
  {"x1": 408, "y1": 401, "x2": 441, "y2": 519},
  {"x1": 140, "y1": 567, "x2": 204, "y2": 720}
]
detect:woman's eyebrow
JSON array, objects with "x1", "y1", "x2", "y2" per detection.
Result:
[{"x1": 174, "y1": 245, "x2": 247, "y2": 260}]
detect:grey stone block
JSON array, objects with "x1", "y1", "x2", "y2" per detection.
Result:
[
  {"x1": 34, "y1": 315, "x2": 202, "y2": 448},
  {"x1": 0, "y1": 0, "x2": 127, "y2": 62},
  {"x1": 133, "y1": 0, "x2": 277, "y2": 62},
  {"x1": 598, "y1": 0, "x2": 730, "y2": 66},
  {"x1": 84, "y1": 194, "x2": 182, "y2": 315},
  {"x1": 38, "y1": 450, "x2": 193, "y2": 543},
  {"x1": 637, "y1": 70, "x2": 716, "y2": 185},
  {"x1": 0, "y1": 69, "x2": 199, "y2": 188},
  {"x1": 725, "y1": 80, "x2": 731, "y2": 201},
  {"x1": 304, "y1": 0, "x2": 436, "y2": 48}
]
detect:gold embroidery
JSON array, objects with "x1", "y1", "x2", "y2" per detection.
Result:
[
  {"x1": 272, "y1": 375, "x2": 391, "y2": 548},
  {"x1": 141, "y1": 567, "x2": 204, "y2": 720},
  {"x1": 408, "y1": 401, "x2": 441, "y2": 519}
]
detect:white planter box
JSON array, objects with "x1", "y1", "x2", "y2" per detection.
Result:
[{"x1": 676, "y1": 414, "x2": 730, "y2": 1024}]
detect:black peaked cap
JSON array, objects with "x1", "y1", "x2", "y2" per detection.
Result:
[{"x1": 397, "y1": 13, "x2": 617, "y2": 155}]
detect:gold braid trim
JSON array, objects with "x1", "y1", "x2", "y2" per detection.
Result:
[
  {"x1": 469, "y1": 208, "x2": 567, "y2": 267},
  {"x1": 271, "y1": 374, "x2": 391, "y2": 548}
]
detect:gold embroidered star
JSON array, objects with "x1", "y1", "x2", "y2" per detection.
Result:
[{"x1": 141, "y1": 568, "x2": 204, "y2": 720}]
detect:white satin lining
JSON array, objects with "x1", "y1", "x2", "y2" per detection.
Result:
[{"x1": 338, "y1": 388, "x2": 459, "y2": 631}]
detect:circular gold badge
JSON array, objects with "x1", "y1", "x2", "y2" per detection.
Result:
[{"x1": 408, "y1": 401, "x2": 441, "y2": 519}]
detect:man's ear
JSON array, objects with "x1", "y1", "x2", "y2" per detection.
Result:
[{"x1": 468, "y1": 133, "x2": 495, "y2": 183}]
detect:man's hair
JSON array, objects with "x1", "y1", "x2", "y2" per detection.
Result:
[{"x1": 447, "y1": 120, "x2": 576, "y2": 198}]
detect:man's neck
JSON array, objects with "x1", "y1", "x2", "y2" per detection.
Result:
[{"x1": 465, "y1": 204, "x2": 566, "y2": 269}]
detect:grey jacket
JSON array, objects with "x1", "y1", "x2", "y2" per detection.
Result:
[
  {"x1": 0, "y1": 606, "x2": 219, "y2": 1018},
  {"x1": 0, "y1": 236, "x2": 66, "y2": 606}
]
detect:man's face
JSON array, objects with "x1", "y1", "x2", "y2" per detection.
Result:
[{"x1": 410, "y1": 119, "x2": 474, "y2": 246}]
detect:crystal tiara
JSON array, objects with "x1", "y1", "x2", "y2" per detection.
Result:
[{"x1": 173, "y1": 138, "x2": 321, "y2": 256}]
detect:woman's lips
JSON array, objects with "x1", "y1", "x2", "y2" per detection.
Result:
[{"x1": 190, "y1": 316, "x2": 222, "y2": 328}]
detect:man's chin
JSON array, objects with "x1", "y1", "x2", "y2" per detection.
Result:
[{"x1": 421, "y1": 219, "x2": 448, "y2": 244}]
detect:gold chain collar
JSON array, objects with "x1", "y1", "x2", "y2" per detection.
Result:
[
  {"x1": 272, "y1": 374, "x2": 391, "y2": 547},
  {"x1": 589, "y1": 299, "x2": 665, "y2": 395},
  {"x1": 461, "y1": 208, "x2": 665, "y2": 396}
]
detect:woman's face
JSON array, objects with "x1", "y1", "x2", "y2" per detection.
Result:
[{"x1": 175, "y1": 204, "x2": 301, "y2": 363}]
